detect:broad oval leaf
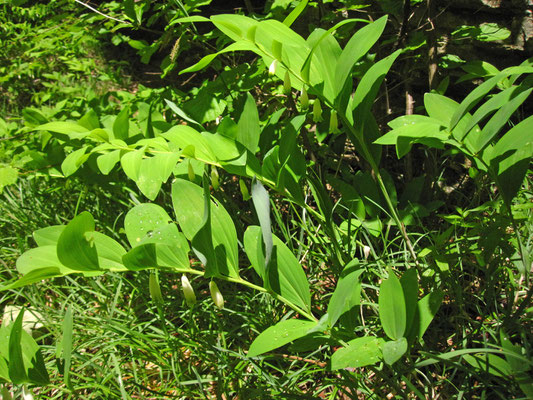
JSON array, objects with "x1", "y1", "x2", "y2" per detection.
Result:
[
  {"x1": 33, "y1": 225, "x2": 65, "y2": 247},
  {"x1": 96, "y1": 150, "x2": 121, "y2": 175},
  {"x1": 463, "y1": 353, "x2": 512, "y2": 377},
  {"x1": 330, "y1": 336, "x2": 384, "y2": 370},
  {"x1": 248, "y1": 319, "x2": 316, "y2": 357},
  {"x1": 172, "y1": 179, "x2": 239, "y2": 277},
  {"x1": 57, "y1": 212, "x2": 100, "y2": 271},
  {"x1": 124, "y1": 203, "x2": 173, "y2": 247},
  {"x1": 327, "y1": 260, "x2": 364, "y2": 328},
  {"x1": 382, "y1": 337, "x2": 408, "y2": 365},
  {"x1": 244, "y1": 225, "x2": 311, "y2": 312},
  {"x1": 163, "y1": 126, "x2": 217, "y2": 164},
  {"x1": 120, "y1": 147, "x2": 145, "y2": 181},
  {"x1": 61, "y1": 146, "x2": 90, "y2": 177},
  {"x1": 417, "y1": 289, "x2": 444, "y2": 339},
  {"x1": 379, "y1": 269, "x2": 406, "y2": 340},
  {"x1": 0, "y1": 267, "x2": 62, "y2": 292},
  {"x1": 334, "y1": 16, "x2": 387, "y2": 97}
]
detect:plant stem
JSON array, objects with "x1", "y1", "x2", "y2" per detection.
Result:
[{"x1": 173, "y1": 268, "x2": 318, "y2": 322}]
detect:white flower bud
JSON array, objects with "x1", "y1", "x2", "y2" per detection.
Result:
[
  {"x1": 313, "y1": 98, "x2": 323, "y2": 123},
  {"x1": 329, "y1": 110, "x2": 339, "y2": 134},
  {"x1": 300, "y1": 86, "x2": 309, "y2": 110},
  {"x1": 283, "y1": 71, "x2": 292, "y2": 95},
  {"x1": 239, "y1": 179, "x2": 250, "y2": 201},
  {"x1": 181, "y1": 275, "x2": 196, "y2": 307},
  {"x1": 211, "y1": 166, "x2": 219, "y2": 190},
  {"x1": 268, "y1": 60, "x2": 278, "y2": 76},
  {"x1": 22, "y1": 387, "x2": 34, "y2": 400},
  {"x1": 209, "y1": 280, "x2": 224, "y2": 309},
  {"x1": 149, "y1": 271, "x2": 163, "y2": 305},
  {"x1": 363, "y1": 245, "x2": 371, "y2": 260}
]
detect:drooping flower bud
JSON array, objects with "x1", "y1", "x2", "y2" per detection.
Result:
[
  {"x1": 239, "y1": 179, "x2": 250, "y2": 201},
  {"x1": 363, "y1": 245, "x2": 371, "y2": 261},
  {"x1": 149, "y1": 271, "x2": 163, "y2": 305},
  {"x1": 268, "y1": 60, "x2": 278, "y2": 76},
  {"x1": 329, "y1": 110, "x2": 339, "y2": 134},
  {"x1": 283, "y1": 70, "x2": 292, "y2": 95},
  {"x1": 300, "y1": 86, "x2": 309, "y2": 110},
  {"x1": 312, "y1": 98, "x2": 323, "y2": 123},
  {"x1": 188, "y1": 160, "x2": 195, "y2": 181},
  {"x1": 209, "y1": 280, "x2": 224, "y2": 309},
  {"x1": 22, "y1": 387, "x2": 34, "y2": 400},
  {"x1": 211, "y1": 166, "x2": 219, "y2": 190},
  {"x1": 181, "y1": 275, "x2": 196, "y2": 307}
]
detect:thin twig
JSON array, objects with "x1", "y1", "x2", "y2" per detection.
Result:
[{"x1": 73, "y1": 0, "x2": 130, "y2": 25}]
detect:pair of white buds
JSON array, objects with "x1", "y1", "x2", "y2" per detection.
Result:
[{"x1": 181, "y1": 275, "x2": 224, "y2": 310}]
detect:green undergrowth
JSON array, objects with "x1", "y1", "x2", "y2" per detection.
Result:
[{"x1": 1, "y1": 1, "x2": 532, "y2": 399}]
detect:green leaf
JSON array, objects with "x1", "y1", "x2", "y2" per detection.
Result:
[
  {"x1": 379, "y1": 269, "x2": 406, "y2": 340},
  {"x1": 191, "y1": 175, "x2": 218, "y2": 277},
  {"x1": 449, "y1": 66, "x2": 533, "y2": 131},
  {"x1": 35, "y1": 121, "x2": 89, "y2": 136},
  {"x1": 350, "y1": 49, "x2": 401, "y2": 119},
  {"x1": 283, "y1": 0, "x2": 309, "y2": 27},
  {"x1": 211, "y1": 14, "x2": 258, "y2": 42},
  {"x1": 500, "y1": 331, "x2": 529, "y2": 374},
  {"x1": 327, "y1": 260, "x2": 364, "y2": 328},
  {"x1": 16, "y1": 246, "x2": 69, "y2": 275},
  {"x1": 8, "y1": 310, "x2": 27, "y2": 384},
  {"x1": 424, "y1": 93, "x2": 459, "y2": 127},
  {"x1": 382, "y1": 337, "x2": 408, "y2": 365},
  {"x1": 57, "y1": 212, "x2": 100, "y2": 271},
  {"x1": 89, "y1": 232, "x2": 127, "y2": 271},
  {"x1": 60, "y1": 305, "x2": 73, "y2": 388},
  {"x1": 120, "y1": 147, "x2": 145, "y2": 182},
  {"x1": 473, "y1": 85, "x2": 533, "y2": 152},
  {"x1": 303, "y1": 29, "x2": 342, "y2": 102},
  {"x1": 330, "y1": 336, "x2": 384, "y2": 370},
  {"x1": 6, "y1": 310, "x2": 49, "y2": 385},
  {"x1": 163, "y1": 125, "x2": 217, "y2": 163},
  {"x1": 136, "y1": 153, "x2": 181, "y2": 200},
  {"x1": 33, "y1": 225, "x2": 65, "y2": 246},
  {"x1": 179, "y1": 41, "x2": 258, "y2": 74},
  {"x1": 248, "y1": 319, "x2": 316, "y2": 357},
  {"x1": 0, "y1": 166, "x2": 18, "y2": 192},
  {"x1": 79, "y1": 109, "x2": 100, "y2": 130},
  {"x1": 417, "y1": 289, "x2": 443, "y2": 339},
  {"x1": 400, "y1": 268, "x2": 418, "y2": 335},
  {"x1": 97, "y1": 150, "x2": 121, "y2": 175},
  {"x1": 237, "y1": 93, "x2": 261, "y2": 153},
  {"x1": 334, "y1": 16, "x2": 387, "y2": 98},
  {"x1": 61, "y1": 146, "x2": 90, "y2": 177},
  {"x1": 476, "y1": 23, "x2": 511, "y2": 42},
  {"x1": 489, "y1": 116, "x2": 533, "y2": 201},
  {"x1": 244, "y1": 226, "x2": 311, "y2": 312},
  {"x1": 251, "y1": 179, "x2": 273, "y2": 270},
  {"x1": 164, "y1": 99, "x2": 203, "y2": 129},
  {"x1": 172, "y1": 179, "x2": 239, "y2": 277},
  {"x1": 124, "y1": 204, "x2": 172, "y2": 247},
  {"x1": 376, "y1": 121, "x2": 448, "y2": 158},
  {"x1": 0, "y1": 268, "x2": 62, "y2": 291},
  {"x1": 463, "y1": 353, "x2": 512, "y2": 377},
  {"x1": 122, "y1": 243, "x2": 158, "y2": 271},
  {"x1": 113, "y1": 107, "x2": 130, "y2": 140}
]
